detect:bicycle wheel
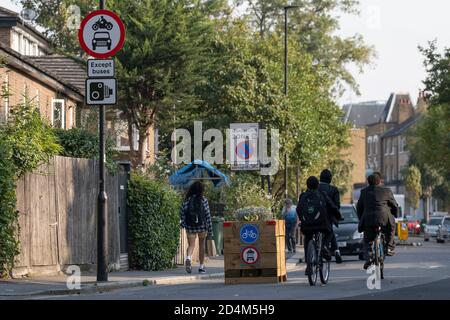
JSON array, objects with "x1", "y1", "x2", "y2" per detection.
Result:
[
  {"x1": 319, "y1": 258, "x2": 330, "y2": 284},
  {"x1": 307, "y1": 240, "x2": 318, "y2": 286}
]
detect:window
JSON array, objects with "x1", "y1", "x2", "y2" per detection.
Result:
[
  {"x1": 68, "y1": 106, "x2": 74, "y2": 129},
  {"x1": 385, "y1": 166, "x2": 390, "y2": 182},
  {"x1": 11, "y1": 31, "x2": 20, "y2": 52},
  {"x1": 399, "y1": 137, "x2": 406, "y2": 153},
  {"x1": 391, "y1": 138, "x2": 396, "y2": 155},
  {"x1": 115, "y1": 112, "x2": 139, "y2": 152},
  {"x1": 391, "y1": 166, "x2": 396, "y2": 181},
  {"x1": 385, "y1": 138, "x2": 391, "y2": 155},
  {"x1": 0, "y1": 75, "x2": 9, "y2": 123},
  {"x1": 51, "y1": 98, "x2": 65, "y2": 129},
  {"x1": 368, "y1": 136, "x2": 373, "y2": 156},
  {"x1": 373, "y1": 135, "x2": 379, "y2": 155}
]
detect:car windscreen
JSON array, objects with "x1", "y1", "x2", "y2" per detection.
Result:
[
  {"x1": 95, "y1": 32, "x2": 110, "y2": 38},
  {"x1": 340, "y1": 207, "x2": 359, "y2": 224},
  {"x1": 428, "y1": 219, "x2": 442, "y2": 225},
  {"x1": 444, "y1": 219, "x2": 450, "y2": 226}
]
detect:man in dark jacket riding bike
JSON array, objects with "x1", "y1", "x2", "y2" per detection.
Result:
[
  {"x1": 357, "y1": 172, "x2": 398, "y2": 270},
  {"x1": 318, "y1": 169, "x2": 343, "y2": 263}
]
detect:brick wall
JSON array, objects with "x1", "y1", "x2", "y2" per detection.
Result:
[
  {"x1": 0, "y1": 66, "x2": 77, "y2": 128},
  {"x1": 0, "y1": 27, "x2": 11, "y2": 47},
  {"x1": 342, "y1": 128, "x2": 366, "y2": 203}
]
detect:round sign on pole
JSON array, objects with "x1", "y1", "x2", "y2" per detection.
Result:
[
  {"x1": 78, "y1": 10, "x2": 125, "y2": 59},
  {"x1": 241, "y1": 246, "x2": 260, "y2": 265}
]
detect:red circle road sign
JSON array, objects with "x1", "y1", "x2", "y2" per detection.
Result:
[
  {"x1": 241, "y1": 246, "x2": 260, "y2": 265},
  {"x1": 78, "y1": 10, "x2": 125, "y2": 59}
]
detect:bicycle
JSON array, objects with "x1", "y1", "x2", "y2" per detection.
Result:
[
  {"x1": 306, "y1": 231, "x2": 330, "y2": 286},
  {"x1": 368, "y1": 226, "x2": 385, "y2": 280}
]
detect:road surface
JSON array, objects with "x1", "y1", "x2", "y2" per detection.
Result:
[{"x1": 24, "y1": 240, "x2": 450, "y2": 300}]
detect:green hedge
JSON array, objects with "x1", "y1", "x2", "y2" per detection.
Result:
[
  {"x1": 0, "y1": 143, "x2": 20, "y2": 278},
  {"x1": 54, "y1": 128, "x2": 117, "y2": 171},
  {"x1": 128, "y1": 173, "x2": 181, "y2": 271}
]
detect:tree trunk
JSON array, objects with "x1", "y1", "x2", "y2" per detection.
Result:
[
  {"x1": 136, "y1": 130, "x2": 149, "y2": 168},
  {"x1": 424, "y1": 196, "x2": 430, "y2": 222},
  {"x1": 127, "y1": 117, "x2": 137, "y2": 165}
]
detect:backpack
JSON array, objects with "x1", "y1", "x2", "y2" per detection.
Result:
[
  {"x1": 185, "y1": 196, "x2": 206, "y2": 227},
  {"x1": 284, "y1": 207, "x2": 297, "y2": 223},
  {"x1": 299, "y1": 191, "x2": 327, "y2": 228}
]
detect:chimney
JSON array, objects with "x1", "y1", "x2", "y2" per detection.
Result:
[{"x1": 416, "y1": 90, "x2": 428, "y2": 114}]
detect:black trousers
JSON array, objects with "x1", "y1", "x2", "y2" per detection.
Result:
[
  {"x1": 330, "y1": 231, "x2": 339, "y2": 252},
  {"x1": 363, "y1": 220, "x2": 396, "y2": 261},
  {"x1": 303, "y1": 230, "x2": 333, "y2": 262}
]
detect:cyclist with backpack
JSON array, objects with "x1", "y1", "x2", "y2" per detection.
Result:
[
  {"x1": 282, "y1": 198, "x2": 299, "y2": 253},
  {"x1": 180, "y1": 181, "x2": 213, "y2": 274},
  {"x1": 297, "y1": 176, "x2": 342, "y2": 275}
]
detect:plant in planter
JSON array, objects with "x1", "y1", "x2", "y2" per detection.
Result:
[{"x1": 234, "y1": 206, "x2": 273, "y2": 222}]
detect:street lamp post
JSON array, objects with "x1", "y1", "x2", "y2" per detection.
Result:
[{"x1": 283, "y1": 5, "x2": 300, "y2": 199}]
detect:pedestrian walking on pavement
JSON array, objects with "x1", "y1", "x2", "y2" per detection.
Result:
[
  {"x1": 318, "y1": 169, "x2": 343, "y2": 263},
  {"x1": 282, "y1": 198, "x2": 299, "y2": 253},
  {"x1": 180, "y1": 181, "x2": 213, "y2": 274}
]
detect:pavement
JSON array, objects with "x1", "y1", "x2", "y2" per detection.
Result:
[{"x1": 0, "y1": 251, "x2": 303, "y2": 298}]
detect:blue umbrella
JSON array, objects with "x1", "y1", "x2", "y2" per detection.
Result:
[{"x1": 169, "y1": 160, "x2": 230, "y2": 189}]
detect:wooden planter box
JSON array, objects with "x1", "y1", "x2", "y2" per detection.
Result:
[{"x1": 223, "y1": 220, "x2": 287, "y2": 284}]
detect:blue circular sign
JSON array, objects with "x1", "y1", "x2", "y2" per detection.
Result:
[{"x1": 240, "y1": 224, "x2": 259, "y2": 244}]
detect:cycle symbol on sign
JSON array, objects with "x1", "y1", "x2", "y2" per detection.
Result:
[{"x1": 240, "y1": 224, "x2": 259, "y2": 244}]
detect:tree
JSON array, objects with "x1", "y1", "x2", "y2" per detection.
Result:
[
  {"x1": 408, "y1": 42, "x2": 450, "y2": 211},
  {"x1": 234, "y1": 0, "x2": 375, "y2": 95},
  {"x1": 403, "y1": 165, "x2": 422, "y2": 218},
  {"x1": 112, "y1": 0, "x2": 224, "y2": 166},
  {"x1": 17, "y1": 0, "x2": 98, "y2": 56},
  {"x1": 419, "y1": 41, "x2": 450, "y2": 105},
  {"x1": 20, "y1": 0, "x2": 227, "y2": 167}
]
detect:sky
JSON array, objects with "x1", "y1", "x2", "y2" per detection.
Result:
[
  {"x1": 335, "y1": 0, "x2": 449, "y2": 106},
  {"x1": 1, "y1": 0, "x2": 449, "y2": 107}
]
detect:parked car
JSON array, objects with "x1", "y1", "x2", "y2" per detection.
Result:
[
  {"x1": 333, "y1": 204, "x2": 365, "y2": 261},
  {"x1": 436, "y1": 216, "x2": 450, "y2": 244},
  {"x1": 424, "y1": 217, "x2": 444, "y2": 241}
]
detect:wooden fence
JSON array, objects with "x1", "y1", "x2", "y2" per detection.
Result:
[{"x1": 13, "y1": 156, "x2": 125, "y2": 276}]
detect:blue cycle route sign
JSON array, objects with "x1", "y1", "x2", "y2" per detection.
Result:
[{"x1": 240, "y1": 224, "x2": 259, "y2": 244}]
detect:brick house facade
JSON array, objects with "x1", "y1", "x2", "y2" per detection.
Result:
[
  {"x1": 0, "y1": 44, "x2": 83, "y2": 128},
  {"x1": 343, "y1": 92, "x2": 434, "y2": 217}
]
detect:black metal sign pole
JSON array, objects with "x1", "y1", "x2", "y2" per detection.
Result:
[{"x1": 97, "y1": 0, "x2": 108, "y2": 282}]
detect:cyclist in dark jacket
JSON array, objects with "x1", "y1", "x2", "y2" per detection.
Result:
[
  {"x1": 318, "y1": 169, "x2": 343, "y2": 263},
  {"x1": 297, "y1": 176, "x2": 342, "y2": 275},
  {"x1": 357, "y1": 172, "x2": 398, "y2": 269}
]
